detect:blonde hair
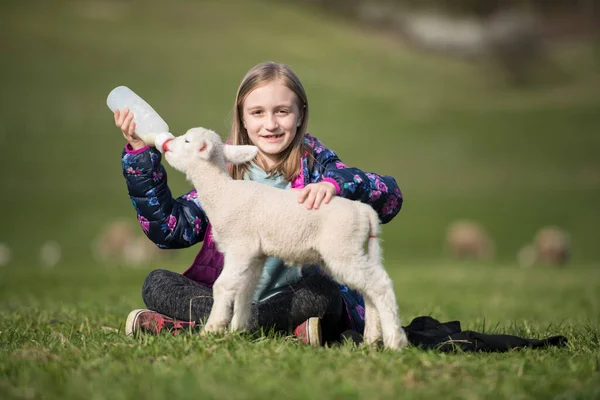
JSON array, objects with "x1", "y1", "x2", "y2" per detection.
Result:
[{"x1": 229, "y1": 62, "x2": 312, "y2": 182}]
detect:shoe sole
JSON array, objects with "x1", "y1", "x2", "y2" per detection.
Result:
[
  {"x1": 125, "y1": 309, "x2": 148, "y2": 336},
  {"x1": 306, "y1": 317, "x2": 322, "y2": 347}
]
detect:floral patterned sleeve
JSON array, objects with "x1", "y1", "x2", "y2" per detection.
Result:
[
  {"x1": 309, "y1": 135, "x2": 403, "y2": 224},
  {"x1": 121, "y1": 145, "x2": 209, "y2": 249}
]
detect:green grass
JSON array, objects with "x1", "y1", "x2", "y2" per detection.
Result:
[
  {"x1": 1, "y1": 0, "x2": 599, "y2": 398},
  {"x1": 1, "y1": 262, "x2": 599, "y2": 399}
]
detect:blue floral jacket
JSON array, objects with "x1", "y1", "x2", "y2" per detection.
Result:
[{"x1": 121, "y1": 133, "x2": 403, "y2": 332}]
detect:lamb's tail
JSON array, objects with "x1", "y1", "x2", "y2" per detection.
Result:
[{"x1": 366, "y1": 208, "x2": 382, "y2": 265}]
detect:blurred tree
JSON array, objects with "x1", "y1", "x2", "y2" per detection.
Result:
[{"x1": 298, "y1": 0, "x2": 599, "y2": 85}]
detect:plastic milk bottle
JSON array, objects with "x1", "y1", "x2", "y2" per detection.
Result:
[{"x1": 107, "y1": 86, "x2": 169, "y2": 146}]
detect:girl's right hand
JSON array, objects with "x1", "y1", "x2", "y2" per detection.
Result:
[{"x1": 114, "y1": 108, "x2": 146, "y2": 150}]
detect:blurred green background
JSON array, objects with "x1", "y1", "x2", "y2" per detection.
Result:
[{"x1": 0, "y1": 0, "x2": 599, "y2": 270}]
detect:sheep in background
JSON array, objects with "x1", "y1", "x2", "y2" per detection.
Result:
[
  {"x1": 92, "y1": 218, "x2": 135, "y2": 264},
  {"x1": 0, "y1": 243, "x2": 12, "y2": 267},
  {"x1": 39, "y1": 240, "x2": 62, "y2": 268},
  {"x1": 123, "y1": 235, "x2": 172, "y2": 266},
  {"x1": 93, "y1": 218, "x2": 170, "y2": 267},
  {"x1": 518, "y1": 226, "x2": 571, "y2": 268},
  {"x1": 158, "y1": 127, "x2": 407, "y2": 350},
  {"x1": 446, "y1": 219, "x2": 495, "y2": 261},
  {"x1": 535, "y1": 226, "x2": 570, "y2": 266},
  {"x1": 517, "y1": 243, "x2": 538, "y2": 269}
]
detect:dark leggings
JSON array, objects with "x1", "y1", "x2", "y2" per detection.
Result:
[{"x1": 142, "y1": 269, "x2": 347, "y2": 342}]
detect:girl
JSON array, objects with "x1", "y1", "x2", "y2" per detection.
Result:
[{"x1": 115, "y1": 62, "x2": 403, "y2": 345}]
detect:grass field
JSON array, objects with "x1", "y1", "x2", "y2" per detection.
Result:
[
  {"x1": 1, "y1": 263, "x2": 599, "y2": 399},
  {"x1": 1, "y1": 0, "x2": 599, "y2": 398}
]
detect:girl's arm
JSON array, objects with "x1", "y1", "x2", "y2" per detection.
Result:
[
  {"x1": 308, "y1": 135, "x2": 403, "y2": 224},
  {"x1": 121, "y1": 145, "x2": 209, "y2": 249}
]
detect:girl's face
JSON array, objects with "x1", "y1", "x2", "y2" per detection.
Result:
[{"x1": 242, "y1": 81, "x2": 303, "y2": 169}]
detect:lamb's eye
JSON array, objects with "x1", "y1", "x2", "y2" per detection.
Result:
[{"x1": 184, "y1": 139, "x2": 189, "y2": 143}]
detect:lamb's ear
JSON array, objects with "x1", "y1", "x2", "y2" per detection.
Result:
[{"x1": 223, "y1": 145, "x2": 258, "y2": 164}]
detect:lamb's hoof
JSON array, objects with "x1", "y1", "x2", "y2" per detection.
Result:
[
  {"x1": 397, "y1": 330, "x2": 409, "y2": 349},
  {"x1": 229, "y1": 324, "x2": 250, "y2": 333},
  {"x1": 386, "y1": 329, "x2": 409, "y2": 350},
  {"x1": 362, "y1": 338, "x2": 384, "y2": 350},
  {"x1": 365, "y1": 335, "x2": 382, "y2": 347},
  {"x1": 202, "y1": 323, "x2": 227, "y2": 335},
  {"x1": 364, "y1": 328, "x2": 382, "y2": 346}
]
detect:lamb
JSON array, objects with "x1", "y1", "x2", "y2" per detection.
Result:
[
  {"x1": 158, "y1": 127, "x2": 408, "y2": 350},
  {"x1": 445, "y1": 219, "x2": 495, "y2": 262}
]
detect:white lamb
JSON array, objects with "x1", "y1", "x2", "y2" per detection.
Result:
[{"x1": 158, "y1": 127, "x2": 408, "y2": 350}]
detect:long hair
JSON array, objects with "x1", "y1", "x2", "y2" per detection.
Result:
[{"x1": 228, "y1": 62, "x2": 312, "y2": 182}]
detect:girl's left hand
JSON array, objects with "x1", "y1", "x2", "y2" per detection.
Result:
[{"x1": 296, "y1": 182, "x2": 337, "y2": 210}]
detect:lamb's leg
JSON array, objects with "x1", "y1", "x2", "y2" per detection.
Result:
[
  {"x1": 230, "y1": 256, "x2": 265, "y2": 331},
  {"x1": 363, "y1": 295, "x2": 382, "y2": 346},
  {"x1": 364, "y1": 266, "x2": 407, "y2": 350},
  {"x1": 204, "y1": 253, "x2": 250, "y2": 334},
  {"x1": 324, "y1": 256, "x2": 407, "y2": 350}
]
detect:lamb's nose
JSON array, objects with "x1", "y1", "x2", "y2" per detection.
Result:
[{"x1": 162, "y1": 139, "x2": 173, "y2": 152}]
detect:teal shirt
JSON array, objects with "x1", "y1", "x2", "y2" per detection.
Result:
[{"x1": 245, "y1": 163, "x2": 315, "y2": 302}]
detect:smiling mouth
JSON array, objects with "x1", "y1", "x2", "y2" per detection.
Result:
[{"x1": 261, "y1": 133, "x2": 284, "y2": 139}]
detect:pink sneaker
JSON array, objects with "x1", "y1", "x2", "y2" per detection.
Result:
[
  {"x1": 125, "y1": 309, "x2": 196, "y2": 336},
  {"x1": 293, "y1": 317, "x2": 322, "y2": 347}
]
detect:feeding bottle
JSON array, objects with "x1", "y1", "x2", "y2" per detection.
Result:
[{"x1": 107, "y1": 86, "x2": 169, "y2": 146}]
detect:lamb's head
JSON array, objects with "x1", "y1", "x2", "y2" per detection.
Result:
[{"x1": 163, "y1": 127, "x2": 259, "y2": 175}]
